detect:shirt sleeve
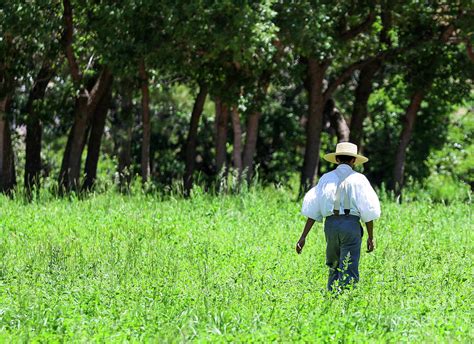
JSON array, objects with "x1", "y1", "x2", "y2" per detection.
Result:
[
  {"x1": 356, "y1": 176, "x2": 381, "y2": 223},
  {"x1": 301, "y1": 184, "x2": 323, "y2": 222}
]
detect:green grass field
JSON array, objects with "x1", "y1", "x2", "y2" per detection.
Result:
[{"x1": 0, "y1": 188, "x2": 472, "y2": 342}]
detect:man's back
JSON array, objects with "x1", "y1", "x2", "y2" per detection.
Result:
[{"x1": 301, "y1": 164, "x2": 381, "y2": 223}]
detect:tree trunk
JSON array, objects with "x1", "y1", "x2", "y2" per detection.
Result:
[
  {"x1": 466, "y1": 41, "x2": 474, "y2": 63},
  {"x1": 59, "y1": 68, "x2": 112, "y2": 192},
  {"x1": 66, "y1": 95, "x2": 89, "y2": 191},
  {"x1": 242, "y1": 75, "x2": 270, "y2": 184},
  {"x1": 118, "y1": 84, "x2": 134, "y2": 189},
  {"x1": 60, "y1": 0, "x2": 87, "y2": 191},
  {"x1": 331, "y1": 109, "x2": 350, "y2": 142},
  {"x1": 230, "y1": 106, "x2": 243, "y2": 176},
  {"x1": 392, "y1": 90, "x2": 425, "y2": 195},
  {"x1": 60, "y1": 1, "x2": 113, "y2": 192},
  {"x1": 83, "y1": 76, "x2": 113, "y2": 191},
  {"x1": 242, "y1": 110, "x2": 261, "y2": 183},
  {"x1": 215, "y1": 98, "x2": 229, "y2": 175},
  {"x1": 24, "y1": 63, "x2": 54, "y2": 194},
  {"x1": 350, "y1": 60, "x2": 381, "y2": 147},
  {"x1": 0, "y1": 96, "x2": 15, "y2": 194},
  {"x1": 300, "y1": 58, "x2": 328, "y2": 194},
  {"x1": 58, "y1": 124, "x2": 74, "y2": 193},
  {"x1": 324, "y1": 99, "x2": 350, "y2": 142},
  {"x1": 139, "y1": 59, "x2": 151, "y2": 183},
  {"x1": 183, "y1": 85, "x2": 208, "y2": 196}
]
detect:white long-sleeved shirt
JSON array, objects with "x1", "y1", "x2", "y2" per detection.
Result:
[{"x1": 301, "y1": 164, "x2": 381, "y2": 223}]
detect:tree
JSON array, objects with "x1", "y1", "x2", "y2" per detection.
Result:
[
  {"x1": 391, "y1": 4, "x2": 473, "y2": 195},
  {"x1": 349, "y1": 1, "x2": 393, "y2": 147},
  {"x1": 0, "y1": 34, "x2": 16, "y2": 193},
  {"x1": 0, "y1": 98, "x2": 15, "y2": 194},
  {"x1": 1, "y1": 0, "x2": 62, "y2": 194},
  {"x1": 114, "y1": 80, "x2": 135, "y2": 190},
  {"x1": 82, "y1": 75, "x2": 114, "y2": 191},
  {"x1": 1, "y1": 0, "x2": 472, "y2": 197},
  {"x1": 93, "y1": 0, "x2": 178, "y2": 186},
  {"x1": 24, "y1": 61, "x2": 55, "y2": 194},
  {"x1": 167, "y1": 1, "x2": 278, "y2": 192},
  {"x1": 183, "y1": 84, "x2": 208, "y2": 195},
  {"x1": 349, "y1": 59, "x2": 381, "y2": 147},
  {"x1": 214, "y1": 98, "x2": 229, "y2": 175},
  {"x1": 275, "y1": 1, "x2": 379, "y2": 194},
  {"x1": 58, "y1": 0, "x2": 113, "y2": 192},
  {"x1": 138, "y1": 59, "x2": 151, "y2": 182}
]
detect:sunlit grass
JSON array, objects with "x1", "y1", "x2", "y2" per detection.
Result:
[{"x1": 0, "y1": 188, "x2": 471, "y2": 341}]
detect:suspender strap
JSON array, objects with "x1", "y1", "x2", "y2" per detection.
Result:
[{"x1": 334, "y1": 170, "x2": 351, "y2": 214}]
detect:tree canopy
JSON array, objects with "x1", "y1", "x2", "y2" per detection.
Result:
[{"x1": 1, "y1": 0, "x2": 472, "y2": 198}]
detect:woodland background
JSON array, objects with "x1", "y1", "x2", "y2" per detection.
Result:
[
  {"x1": 1, "y1": 1, "x2": 473, "y2": 200},
  {"x1": 2, "y1": 2, "x2": 473, "y2": 341}
]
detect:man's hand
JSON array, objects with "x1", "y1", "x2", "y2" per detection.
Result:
[
  {"x1": 367, "y1": 238, "x2": 375, "y2": 252},
  {"x1": 365, "y1": 221, "x2": 375, "y2": 252},
  {"x1": 296, "y1": 218, "x2": 315, "y2": 254},
  {"x1": 296, "y1": 238, "x2": 305, "y2": 254}
]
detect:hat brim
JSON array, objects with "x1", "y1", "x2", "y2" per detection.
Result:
[{"x1": 323, "y1": 152, "x2": 368, "y2": 165}]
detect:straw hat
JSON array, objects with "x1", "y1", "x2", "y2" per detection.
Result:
[{"x1": 323, "y1": 142, "x2": 368, "y2": 165}]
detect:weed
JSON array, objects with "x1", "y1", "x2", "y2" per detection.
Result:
[{"x1": 0, "y1": 189, "x2": 471, "y2": 341}]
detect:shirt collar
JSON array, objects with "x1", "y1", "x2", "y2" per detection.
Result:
[
  {"x1": 336, "y1": 164, "x2": 353, "y2": 172},
  {"x1": 335, "y1": 164, "x2": 354, "y2": 178}
]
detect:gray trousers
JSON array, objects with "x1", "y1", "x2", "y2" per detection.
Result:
[{"x1": 324, "y1": 215, "x2": 362, "y2": 291}]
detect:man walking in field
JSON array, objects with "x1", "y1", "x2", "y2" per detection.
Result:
[{"x1": 296, "y1": 142, "x2": 381, "y2": 291}]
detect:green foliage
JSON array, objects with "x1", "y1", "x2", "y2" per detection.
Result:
[
  {"x1": 256, "y1": 80, "x2": 306, "y2": 184},
  {"x1": 2, "y1": 0, "x2": 473, "y2": 197},
  {"x1": 274, "y1": 1, "x2": 375, "y2": 60},
  {"x1": 92, "y1": 0, "x2": 176, "y2": 75},
  {"x1": 364, "y1": 40, "x2": 472, "y2": 188},
  {"x1": 363, "y1": 82, "x2": 404, "y2": 185},
  {"x1": 0, "y1": 190, "x2": 471, "y2": 341},
  {"x1": 420, "y1": 174, "x2": 471, "y2": 203},
  {"x1": 427, "y1": 108, "x2": 474, "y2": 182},
  {"x1": 421, "y1": 107, "x2": 474, "y2": 202},
  {"x1": 1, "y1": 0, "x2": 62, "y2": 98}
]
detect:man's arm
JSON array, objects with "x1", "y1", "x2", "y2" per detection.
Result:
[
  {"x1": 296, "y1": 218, "x2": 315, "y2": 254},
  {"x1": 366, "y1": 220, "x2": 375, "y2": 252}
]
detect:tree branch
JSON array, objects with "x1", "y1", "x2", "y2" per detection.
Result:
[
  {"x1": 380, "y1": 2, "x2": 393, "y2": 46},
  {"x1": 324, "y1": 10, "x2": 469, "y2": 103},
  {"x1": 466, "y1": 40, "x2": 474, "y2": 63},
  {"x1": 339, "y1": 12, "x2": 376, "y2": 41},
  {"x1": 87, "y1": 67, "x2": 112, "y2": 113},
  {"x1": 323, "y1": 57, "x2": 376, "y2": 101},
  {"x1": 62, "y1": 0, "x2": 82, "y2": 85},
  {"x1": 436, "y1": 11, "x2": 474, "y2": 62},
  {"x1": 323, "y1": 24, "x2": 451, "y2": 102},
  {"x1": 440, "y1": 23, "x2": 456, "y2": 43}
]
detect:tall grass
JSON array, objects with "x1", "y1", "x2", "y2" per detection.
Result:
[{"x1": 0, "y1": 188, "x2": 471, "y2": 341}]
